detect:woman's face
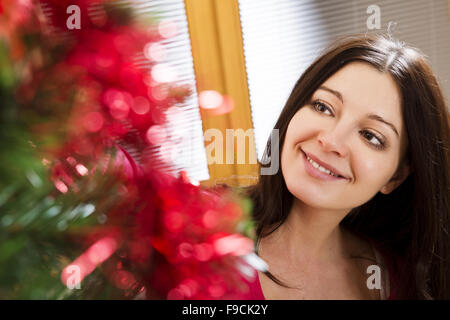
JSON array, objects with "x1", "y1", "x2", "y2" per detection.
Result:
[{"x1": 281, "y1": 62, "x2": 409, "y2": 210}]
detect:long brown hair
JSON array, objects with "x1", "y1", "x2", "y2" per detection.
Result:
[{"x1": 247, "y1": 34, "x2": 450, "y2": 299}]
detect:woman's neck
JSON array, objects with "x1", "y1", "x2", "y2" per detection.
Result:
[{"x1": 259, "y1": 199, "x2": 353, "y2": 269}]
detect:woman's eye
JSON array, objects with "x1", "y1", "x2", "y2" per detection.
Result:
[
  {"x1": 311, "y1": 101, "x2": 333, "y2": 116},
  {"x1": 360, "y1": 130, "x2": 386, "y2": 150},
  {"x1": 310, "y1": 100, "x2": 387, "y2": 151}
]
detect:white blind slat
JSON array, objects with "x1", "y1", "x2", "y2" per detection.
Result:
[{"x1": 113, "y1": 1, "x2": 208, "y2": 182}]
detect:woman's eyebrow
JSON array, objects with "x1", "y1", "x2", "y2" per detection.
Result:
[
  {"x1": 318, "y1": 86, "x2": 344, "y2": 104},
  {"x1": 318, "y1": 86, "x2": 399, "y2": 137},
  {"x1": 367, "y1": 113, "x2": 399, "y2": 137}
]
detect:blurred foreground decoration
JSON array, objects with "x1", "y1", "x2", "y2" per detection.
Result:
[{"x1": 0, "y1": 0, "x2": 260, "y2": 299}]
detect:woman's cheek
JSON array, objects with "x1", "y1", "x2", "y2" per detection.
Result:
[
  {"x1": 290, "y1": 113, "x2": 322, "y2": 138},
  {"x1": 354, "y1": 153, "x2": 396, "y2": 187}
]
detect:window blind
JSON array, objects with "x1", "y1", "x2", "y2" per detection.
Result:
[
  {"x1": 120, "y1": 0, "x2": 209, "y2": 183},
  {"x1": 238, "y1": 0, "x2": 450, "y2": 160},
  {"x1": 41, "y1": 0, "x2": 209, "y2": 182}
]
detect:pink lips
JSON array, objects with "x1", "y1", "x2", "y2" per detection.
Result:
[{"x1": 301, "y1": 150, "x2": 349, "y2": 182}]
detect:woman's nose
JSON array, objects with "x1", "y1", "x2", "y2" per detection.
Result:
[{"x1": 317, "y1": 126, "x2": 350, "y2": 158}]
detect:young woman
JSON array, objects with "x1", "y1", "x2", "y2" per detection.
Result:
[{"x1": 246, "y1": 34, "x2": 450, "y2": 299}]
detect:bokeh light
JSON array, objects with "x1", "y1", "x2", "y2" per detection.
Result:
[
  {"x1": 158, "y1": 20, "x2": 177, "y2": 39},
  {"x1": 199, "y1": 90, "x2": 223, "y2": 110},
  {"x1": 213, "y1": 234, "x2": 253, "y2": 256},
  {"x1": 177, "y1": 242, "x2": 193, "y2": 259},
  {"x1": 131, "y1": 96, "x2": 150, "y2": 115},
  {"x1": 86, "y1": 237, "x2": 118, "y2": 265},
  {"x1": 151, "y1": 63, "x2": 177, "y2": 83},
  {"x1": 145, "y1": 125, "x2": 167, "y2": 145},
  {"x1": 202, "y1": 210, "x2": 219, "y2": 229},
  {"x1": 144, "y1": 42, "x2": 166, "y2": 62},
  {"x1": 167, "y1": 287, "x2": 184, "y2": 300},
  {"x1": 149, "y1": 85, "x2": 169, "y2": 101},
  {"x1": 61, "y1": 237, "x2": 118, "y2": 288},
  {"x1": 103, "y1": 89, "x2": 133, "y2": 120},
  {"x1": 193, "y1": 243, "x2": 214, "y2": 261},
  {"x1": 75, "y1": 164, "x2": 88, "y2": 176},
  {"x1": 199, "y1": 90, "x2": 235, "y2": 115},
  {"x1": 53, "y1": 179, "x2": 68, "y2": 194},
  {"x1": 208, "y1": 283, "x2": 225, "y2": 298},
  {"x1": 163, "y1": 210, "x2": 184, "y2": 232},
  {"x1": 82, "y1": 111, "x2": 104, "y2": 132}
]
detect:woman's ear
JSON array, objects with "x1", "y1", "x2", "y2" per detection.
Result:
[{"x1": 380, "y1": 162, "x2": 411, "y2": 195}]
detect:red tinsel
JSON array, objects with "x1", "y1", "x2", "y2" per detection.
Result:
[{"x1": 5, "y1": 0, "x2": 260, "y2": 299}]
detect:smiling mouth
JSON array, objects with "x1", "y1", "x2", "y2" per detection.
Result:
[
  {"x1": 300, "y1": 149, "x2": 349, "y2": 181},
  {"x1": 305, "y1": 154, "x2": 342, "y2": 177}
]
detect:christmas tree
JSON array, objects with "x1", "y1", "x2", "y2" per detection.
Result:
[{"x1": 0, "y1": 0, "x2": 260, "y2": 300}]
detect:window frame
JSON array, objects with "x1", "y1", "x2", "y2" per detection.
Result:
[{"x1": 184, "y1": 0, "x2": 258, "y2": 187}]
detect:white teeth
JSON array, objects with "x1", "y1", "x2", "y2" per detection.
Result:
[{"x1": 306, "y1": 156, "x2": 340, "y2": 177}]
